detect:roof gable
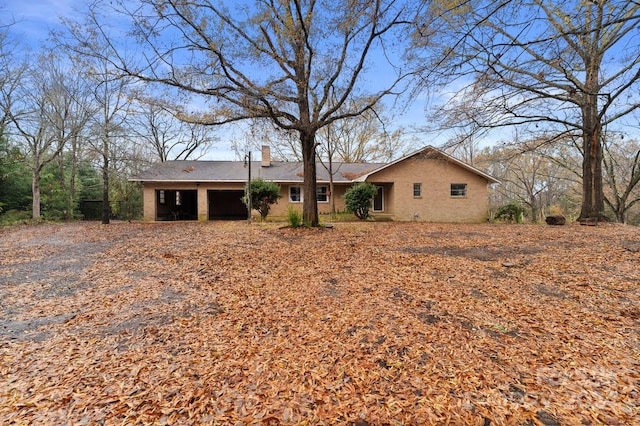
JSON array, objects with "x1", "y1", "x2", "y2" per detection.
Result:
[{"x1": 353, "y1": 146, "x2": 500, "y2": 184}]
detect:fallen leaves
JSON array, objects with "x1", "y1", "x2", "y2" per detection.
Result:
[{"x1": 0, "y1": 221, "x2": 638, "y2": 424}]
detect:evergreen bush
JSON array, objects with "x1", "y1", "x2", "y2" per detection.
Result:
[
  {"x1": 495, "y1": 202, "x2": 526, "y2": 223},
  {"x1": 244, "y1": 178, "x2": 281, "y2": 220},
  {"x1": 344, "y1": 182, "x2": 377, "y2": 220}
]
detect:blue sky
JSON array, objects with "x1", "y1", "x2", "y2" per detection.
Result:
[
  {"x1": 2, "y1": 0, "x2": 75, "y2": 47},
  {"x1": 1, "y1": 1, "x2": 436, "y2": 161},
  {"x1": 3, "y1": 1, "x2": 640, "y2": 166}
]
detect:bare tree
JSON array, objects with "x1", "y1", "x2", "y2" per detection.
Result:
[
  {"x1": 88, "y1": 58, "x2": 132, "y2": 224},
  {"x1": 442, "y1": 131, "x2": 480, "y2": 166},
  {"x1": 263, "y1": 126, "x2": 303, "y2": 162},
  {"x1": 57, "y1": 13, "x2": 135, "y2": 224},
  {"x1": 0, "y1": 20, "x2": 17, "y2": 130},
  {"x1": 317, "y1": 105, "x2": 404, "y2": 164},
  {"x1": 44, "y1": 55, "x2": 95, "y2": 220},
  {"x1": 129, "y1": 96, "x2": 218, "y2": 162},
  {"x1": 415, "y1": 0, "x2": 640, "y2": 221},
  {"x1": 602, "y1": 135, "x2": 640, "y2": 223},
  {"x1": 69, "y1": 0, "x2": 413, "y2": 226},
  {"x1": 315, "y1": 100, "x2": 404, "y2": 214},
  {"x1": 476, "y1": 143, "x2": 581, "y2": 221},
  {"x1": 2, "y1": 56, "x2": 73, "y2": 219}
]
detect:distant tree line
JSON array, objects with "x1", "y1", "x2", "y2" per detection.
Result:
[
  {"x1": 0, "y1": 22, "x2": 218, "y2": 223},
  {"x1": 466, "y1": 134, "x2": 640, "y2": 225}
]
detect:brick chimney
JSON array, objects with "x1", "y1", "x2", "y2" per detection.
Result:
[{"x1": 261, "y1": 145, "x2": 271, "y2": 167}]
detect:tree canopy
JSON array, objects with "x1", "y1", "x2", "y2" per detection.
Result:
[
  {"x1": 415, "y1": 0, "x2": 640, "y2": 220},
  {"x1": 71, "y1": 0, "x2": 414, "y2": 226}
]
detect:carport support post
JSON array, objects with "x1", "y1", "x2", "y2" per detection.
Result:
[{"x1": 245, "y1": 151, "x2": 252, "y2": 223}]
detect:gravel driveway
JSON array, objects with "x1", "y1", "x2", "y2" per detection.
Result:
[{"x1": 0, "y1": 223, "x2": 119, "y2": 341}]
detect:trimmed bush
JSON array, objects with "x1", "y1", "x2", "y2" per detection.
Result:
[
  {"x1": 344, "y1": 182, "x2": 377, "y2": 220},
  {"x1": 244, "y1": 178, "x2": 281, "y2": 220}
]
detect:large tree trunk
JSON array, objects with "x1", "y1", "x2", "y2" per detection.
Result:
[
  {"x1": 580, "y1": 90, "x2": 605, "y2": 220},
  {"x1": 301, "y1": 132, "x2": 319, "y2": 227},
  {"x1": 581, "y1": 131, "x2": 605, "y2": 220},
  {"x1": 579, "y1": 52, "x2": 606, "y2": 220},
  {"x1": 529, "y1": 196, "x2": 541, "y2": 224}
]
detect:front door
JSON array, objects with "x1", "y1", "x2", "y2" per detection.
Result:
[{"x1": 373, "y1": 185, "x2": 384, "y2": 212}]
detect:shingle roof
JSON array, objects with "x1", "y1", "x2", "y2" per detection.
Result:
[
  {"x1": 130, "y1": 160, "x2": 386, "y2": 183},
  {"x1": 130, "y1": 146, "x2": 499, "y2": 185}
]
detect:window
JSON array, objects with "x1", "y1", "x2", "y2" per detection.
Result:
[
  {"x1": 289, "y1": 185, "x2": 328, "y2": 202},
  {"x1": 413, "y1": 183, "x2": 422, "y2": 198},
  {"x1": 176, "y1": 191, "x2": 182, "y2": 206},
  {"x1": 159, "y1": 190, "x2": 166, "y2": 205},
  {"x1": 317, "y1": 185, "x2": 329, "y2": 203},
  {"x1": 450, "y1": 183, "x2": 467, "y2": 197},
  {"x1": 289, "y1": 186, "x2": 302, "y2": 202}
]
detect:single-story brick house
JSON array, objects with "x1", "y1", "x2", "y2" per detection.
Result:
[{"x1": 130, "y1": 145, "x2": 499, "y2": 222}]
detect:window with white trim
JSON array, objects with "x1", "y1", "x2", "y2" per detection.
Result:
[
  {"x1": 289, "y1": 185, "x2": 330, "y2": 202},
  {"x1": 413, "y1": 183, "x2": 422, "y2": 198},
  {"x1": 289, "y1": 186, "x2": 302, "y2": 202},
  {"x1": 450, "y1": 183, "x2": 467, "y2": 197}
]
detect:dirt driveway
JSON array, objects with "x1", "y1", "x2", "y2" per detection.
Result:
[
  {"x1": 1, "y1": 223, "x2": 114, "y2": 341},
  {"x1": 0, "y1": 222, "x2": 217, "y2": 342},
  {"x1": 0, "y1": 221, "x2": 639, "y2": 425}
]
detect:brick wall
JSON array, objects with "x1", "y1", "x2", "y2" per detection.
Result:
[{"x1": 366, "y1": 155, "x2": 490, "y2": 222}]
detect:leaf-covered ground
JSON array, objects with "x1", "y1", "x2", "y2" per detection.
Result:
[{"x1": 0, "y1": 221, "x2": 638, "y2": 425}]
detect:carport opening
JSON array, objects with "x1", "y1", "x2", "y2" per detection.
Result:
[
  {"x1": 208, "y1": 190, "x2": 248, "y2": 220},
  {"x1": 155, "y1": 190, "x2": 197, "y2": 221}
]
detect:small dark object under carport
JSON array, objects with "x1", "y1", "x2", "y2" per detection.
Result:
[{"x1": 545, "y1": 215, "x2": 566, "y2": 225}]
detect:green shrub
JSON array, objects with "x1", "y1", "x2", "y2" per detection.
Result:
[
  {"x1": 42, "y1": 209, "x2": 65, "y2": 221},
  {"x1": 344, "y1": 182, "x2": 377, "y2": 220},
  {"x1": 495, "y1": 202, "x2": 526, "y2": 223},
  {"x1": 0, "y1": 209, "x2": 32, "y2": 226},
  {"x1": 286, "y1": 206, "x2": 302, "y2": 227},
  {"x1": 244, "y1": 178, "x2": 281, "y2": 220}
]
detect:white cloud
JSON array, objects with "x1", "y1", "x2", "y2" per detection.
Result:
[{"x1": 1, "y1": 0, "x2": 75, "y2": 46}]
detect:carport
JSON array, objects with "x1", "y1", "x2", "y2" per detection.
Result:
[{"x1": 155, "y1": 189, "x2": 198, "y2": 221}]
